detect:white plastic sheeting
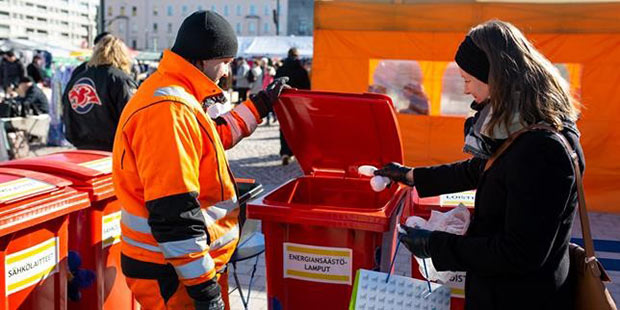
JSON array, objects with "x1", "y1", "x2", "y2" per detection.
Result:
[
  {"x1": 0, "y1": 39, "x2": 73, "y2": 58},
  {"x1": 237, "y1": 36, "x2": 312, "y2": 58}
]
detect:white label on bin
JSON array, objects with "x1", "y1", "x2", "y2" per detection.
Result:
[
  {"x1": 79, "y1": 158, "x2": 112, "y2": 174},
  {"x1": 446, "y1": 272, "x2": 466, "y2": 298},
  {"x1": 0, "y1": 178, "x2": 56, "y2": 203},
  {"x1": 102, "y1": 211, "x2": 122, "y2": 248},
  {"x1": 439, "y1": 191, "x2": 476, "y2": 207},
  {"x1": 283, "y1": 242, "x2": 352, "y2": 285},
  {"x1": 5, "y1": 237, "x2": 59, "y2": 296}
]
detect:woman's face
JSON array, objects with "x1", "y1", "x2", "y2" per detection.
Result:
[{"x1": 459, "y1": 68, "x2": 489, "y2": 103}]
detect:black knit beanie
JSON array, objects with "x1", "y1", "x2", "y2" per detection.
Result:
[
  {"x1": 455, "y1": 36, "x2": 489, "y2": 84},
  {"x1": 171, "y1": 10, "x2": 238, "y2": 60}
]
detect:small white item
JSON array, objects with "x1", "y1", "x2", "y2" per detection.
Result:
[
  {"x1": 358, "y1": 165, "x2": 392, "y2": 192},
  {"x1": 369, "y1": 175, "x2": 391, "y2": 192},
  {"x1": 357, "y1": 165, "x2": 378, "y2": 177}
]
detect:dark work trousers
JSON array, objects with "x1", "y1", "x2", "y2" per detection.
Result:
[
  {"x1": 279, "y1": 130, "x2": 293, "y2": 157},
  {"x1": 235, "y1": 87, "x2": 249, "y2": 103}
]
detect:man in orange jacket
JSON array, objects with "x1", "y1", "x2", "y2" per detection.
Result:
[{"x1": 112, "y1": 11, "x2": 288, "y2": 310}]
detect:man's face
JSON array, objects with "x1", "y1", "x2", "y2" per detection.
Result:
[
  {"x1": 198, "y1": 57, "x2": 233, "y2": 84},
  {"x1": 17, "y1": 82, "x2": 30, "y2": 97}
]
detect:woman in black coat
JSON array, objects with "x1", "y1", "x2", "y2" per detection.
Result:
[{"x1": 376, "y1": 20, "x2": 583, "y2": 310}]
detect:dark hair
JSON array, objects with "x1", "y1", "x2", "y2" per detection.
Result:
[
  {"x1": 6, "y1": 51, "x2": 15, "y2": 57},
  {"x1": 19, "y1": 76, "x2": 34, "y2": 84},
  {"x1": 468, "y1": 20, "x2": 579, "y2": 134},
  {"x1": 33, "y1": 55, "x2": 42, "y2": 61},
  {"x1": 288, "y1": 48, "x2": 299, "y2": 58}
]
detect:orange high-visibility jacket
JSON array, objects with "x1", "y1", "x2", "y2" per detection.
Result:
[{"x1": 112, "y1": 50, "x2": 261, "y2": 288}]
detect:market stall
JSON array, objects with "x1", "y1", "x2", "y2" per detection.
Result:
[{"x1": 312, "y1": 0, "x2": 620, "y2": 213}]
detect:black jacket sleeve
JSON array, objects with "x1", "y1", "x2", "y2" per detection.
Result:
[
  {"x1": 428, "y1": 133, "x2": 577, "y2": 276},
  {"x1": 112, "y1": 75, "x2": 137, "y2": 119},
  {"x1": 413, "y1": 157, "x2": 487, "y2": 198}
]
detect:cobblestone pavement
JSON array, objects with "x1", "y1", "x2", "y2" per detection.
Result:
[{"x1": 29, "y1": 123, "x2": 620, "y2": 308}]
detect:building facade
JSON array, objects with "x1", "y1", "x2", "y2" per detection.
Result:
[
  {"x1": 105, "y1": 0, "x2": 288, "y2": 52},
  {"x1": 287, "y1": 0, "x2": 312, "y2": 36},
  {"x1": 0, "y1": 0, "x2": 99, "y2": 48}
]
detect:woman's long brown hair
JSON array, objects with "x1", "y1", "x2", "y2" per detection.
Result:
[{"x1": 469, "y1": 20, "x2": 580, "y2": 135}]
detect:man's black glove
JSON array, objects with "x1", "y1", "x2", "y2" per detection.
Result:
[
  {"x1": 250, "y1": 76, "x2": 290, "y2": 118},
  {"x1": 399, "y1": 226, "x2": 432, "y2": 258},
  {"x1": 194, "y1": 293, "x2": 225, "y2": 310},
  {"x1": 187, "y1": 278, "x2": 224, "y2": 310},
  {"x1": 374, "y1": 162, "x2": 414, "y2": 186}
]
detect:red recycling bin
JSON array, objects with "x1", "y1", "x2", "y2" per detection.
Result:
[
  {"x1": 247, "y1": 90, "x2": 407, "y2": 310},
  {"x1": 405, "y1": 188, "x2": 476, "y2": 310},
  {"x1": 0, "y1": 168, "x2": 90, "y2": 310},
  {"x1": 0, "y1": 151, "x2": 137, "y2": 310}
]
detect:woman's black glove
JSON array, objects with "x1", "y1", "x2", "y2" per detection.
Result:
[
  {"x1": 399, "y1": 226, "x2": 432, "y2": 258},
  {"x1": 250, "y1": 77, "x2": 290, "y2": 118},
  {"x1": 374, "y1": 162, "x2": 414, "y2": 186}
]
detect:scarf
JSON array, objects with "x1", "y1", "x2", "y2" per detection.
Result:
[
  {"x1": 463, "y1": 101, "x2": 581, "y2": 159},
  {"x1": 463, "y1": 100, "x2": 523, "y2": 159}
]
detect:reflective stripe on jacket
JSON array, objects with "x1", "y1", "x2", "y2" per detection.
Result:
[{"x1": 112, "y1": 49, "x2": 260, "y2": 287}]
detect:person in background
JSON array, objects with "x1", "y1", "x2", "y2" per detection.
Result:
[
  {"x1": 261, "y1": 57, "x2": 275, "y2": 89},
  {"x1": 26, "y1": 55, "x2": 45, "y2": 84},
  {"x1": 68, "y1": 32, "x2": 111, "y2": 81},
  {"x1": 400, "y1": 82, "x2": 429, "y2": 115},
  {"x1": 375, "y1": 20, "x2": 583, "y2": 310},
  {"x1": 112, "y1": 10, "x2": 289, "y2": 310},
  {"x1": 249, "y1": 57, "x2": 264, "y2": 96},
  {"x1": 0, "y1": 51, "x2": 5, "y2": 93},
  {"x1": 234, "y1": 57, "x2": 251, "y2": 103},
  {"x1": 261, "y1": 57, "x2": 277, "y2": 124},
  {"x1": 275, "y1": 47, "x2": 311, "y2": 165},
  {"x1": 62, "y1": 35, "x2": 136, "y2": 151},
  {"x1": 16, "y1": 76, "x2": 49, "y2": 115},
  {"x1": 2, "y1": 51, "x2": 25, "y2": 95}
]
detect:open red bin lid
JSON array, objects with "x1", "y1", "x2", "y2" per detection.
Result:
[
  {"x1": 0, "y1": 168, "x2": 90, "y2": 236},
  {"x1": 275, "y1": 89, "x2": 404, "y2": 177},
  {"x1": 0, "y1": 150, "x2": 114, "y2": 201}
]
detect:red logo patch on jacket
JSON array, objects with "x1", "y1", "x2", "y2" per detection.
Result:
[{"x1": 68, "y1": 77, "x2": 102, "y2": 114}]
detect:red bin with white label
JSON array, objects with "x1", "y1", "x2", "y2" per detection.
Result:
[
  {"x1": 0, "y1": 168, "x2": 90, "y2": 310},
  {"x1": 247, "y1": 90, "x2": 407, "y2": 310},
  {"x1": 0, "y1": 151, "x2": 137, "y2": 310},
  {"x1": 404, "y1": 188, "x2": 476, "y2": 310}
]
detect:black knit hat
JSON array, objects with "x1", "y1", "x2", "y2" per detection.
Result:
[
  {"x1": 171, "y1": 10, "x2": 238, "y2": 60},
  {"x1": 455, "y1": 36, "x2": 489, "y2": 84}
]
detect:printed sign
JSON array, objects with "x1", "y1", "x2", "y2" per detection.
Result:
[
  {"x1": 79, "y1": 157, "x2": 112, "y2": 174},
  {"x1": 446, "y1": 272, "x2": 466, "y2": 298},
  {"x1": 283, "y1": 242, "x2": 353, "y2": 285},
  {"x1": 5, "y1": 237, "x2": 59, "y2": 295},
  {"x1": 439, "y1": 190, "x2": 476, "y2": 207},
  {"x1": 102, "y1": 211, "x2": 122, "y2": 248},
  {"x1": 0, "y1": 178, "x2": 56, "y2": 203}
]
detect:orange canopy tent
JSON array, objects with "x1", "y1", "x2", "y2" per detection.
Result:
[{"x1": 312, "y1": 0, "x2": 620, "y2": 213}]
